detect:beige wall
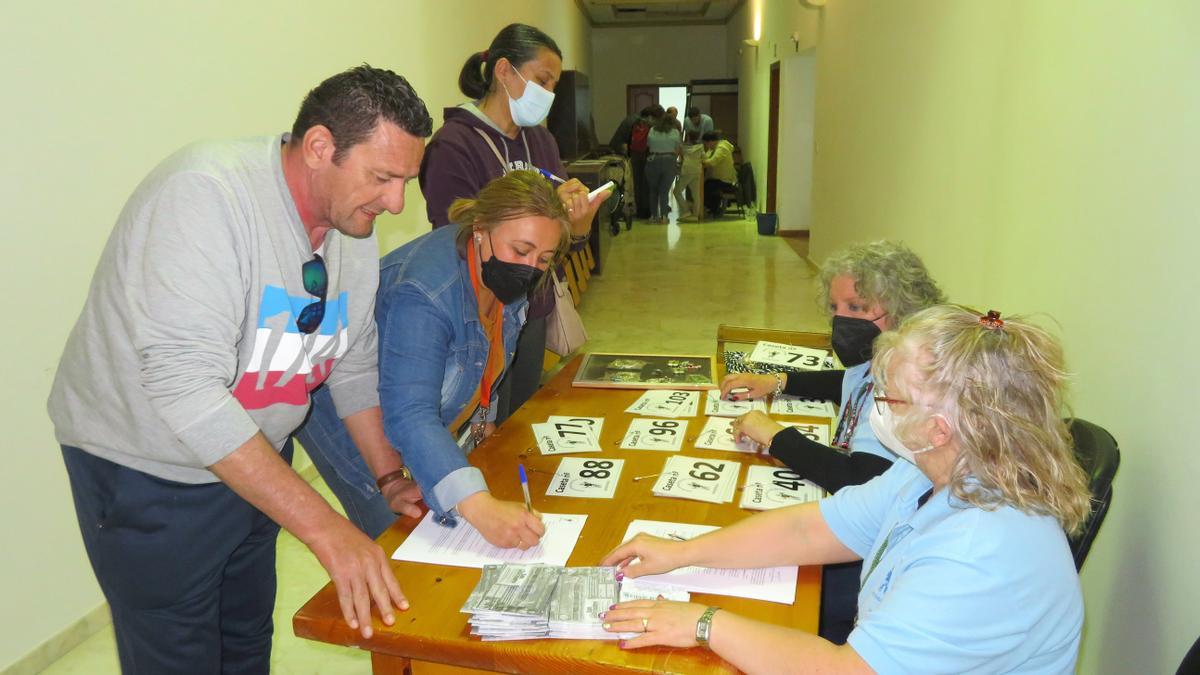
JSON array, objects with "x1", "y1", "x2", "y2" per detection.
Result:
[
  {"x1": 590, "y1": 24, "x2": 732, "y2": 146},
  {"x1": 0, "y1": 1, "x2": 588, "y2": 669},
  {"x1": 736, "y1": 0, "x2": 1199, "y2": 671}
]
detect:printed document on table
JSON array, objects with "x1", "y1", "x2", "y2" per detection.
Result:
[
  {"x1": 615, "y1": 520, "x2": 798, "y2": 604},
  {"x1": 703, "y1": 391, "x2": 768, "y2": 417},
  {"x1": 625, "y1": 390, "x2": 700, "y2": 418},
  {"x1": 748, "y1": 341, "x2": 828, "y2": 371},
  {"x1": 694, "y1": 416, "x2": 763, "y2": 454},
  {"x1": 392, "y1": 512, "x2": 587, "y2": 568},
  {"x1": 770, "y1": 396, "x2": 836, "y2": 418},
  {"x1": 620, "y1": 418, "x2": 687, "y2": 451},
  {"x1": 532, "y1": 421, "x2": 601, "y2": 455}
]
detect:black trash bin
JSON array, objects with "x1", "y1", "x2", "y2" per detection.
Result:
[{"x1": 757, "y1": 213, "x2": 778, "y2": 235}]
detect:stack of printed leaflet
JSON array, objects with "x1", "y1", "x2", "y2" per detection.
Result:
[{"x1": 461, "y1": 564, "x2": 620, "y2": 641}]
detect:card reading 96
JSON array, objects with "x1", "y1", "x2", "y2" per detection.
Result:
[{"x1": 620, "y1": 418, "x2": 687, "y2": 452}]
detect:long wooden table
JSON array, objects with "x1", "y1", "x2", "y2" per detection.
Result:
[{"x1": 294, "y1": 356, "x2": 823, "y2": 674}]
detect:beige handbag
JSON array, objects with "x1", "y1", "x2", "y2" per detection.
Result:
[{"x1": 545, "y1": 269, "x2": 588, "y2": 356}]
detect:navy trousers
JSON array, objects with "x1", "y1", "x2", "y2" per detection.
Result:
[{"x1": 61, "y1": 443, "x2": 287, "y2": 674}]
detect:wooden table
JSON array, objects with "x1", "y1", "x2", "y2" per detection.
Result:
[{"x1": 294, "y1": 356, "x2": 823, "y2": 674}]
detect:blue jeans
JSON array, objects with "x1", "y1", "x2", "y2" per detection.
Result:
[
  {"x1": 61, "y1": 443, "x2": 286, "y2": 674},
  {"x1": 645, "y1": 154, "x2": 678, "y2": 219},
  {"x1": 293, "y1": 387, "x2": 397, "y2": 539}
]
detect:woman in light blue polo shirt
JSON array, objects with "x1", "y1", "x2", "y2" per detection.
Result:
[{"x1": 601, "y1": 305, "x2": 1093, "y2": 674}]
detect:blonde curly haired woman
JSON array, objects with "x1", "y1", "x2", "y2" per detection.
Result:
[{"x1": 602, "y1": 305, "x2": 1092, "y2": 674}]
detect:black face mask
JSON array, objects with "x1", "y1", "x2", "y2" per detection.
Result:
[
  {"x1": 478, "y1": 233, "x2": 542, "y2": 305},
  {"x1": 831, "y1": 315, "x2": 883, "y2": 367}
]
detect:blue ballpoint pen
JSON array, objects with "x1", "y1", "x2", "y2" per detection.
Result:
[
  {"x1": 535, "y1": 167, "x2": 567, "y2": 184},
  {"x1": 518, "y1": 463, "x2": 533, "y2": 512}
]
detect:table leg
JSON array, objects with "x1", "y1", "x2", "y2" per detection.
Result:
[{"x1": 371, "y1": 652, "x2": 413, "y2": 675}]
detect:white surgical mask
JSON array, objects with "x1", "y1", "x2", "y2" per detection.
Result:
[
  {"x1": 869, "y1": 401, "x2": 934, "y2": 465},
  {"x1": 502, "y1": 68, "x2": 555, "y2": 127}
]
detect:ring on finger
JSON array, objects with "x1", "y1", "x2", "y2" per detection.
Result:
[{"x1": 641, "y1": 617, "x2": 649, "y2": 632}]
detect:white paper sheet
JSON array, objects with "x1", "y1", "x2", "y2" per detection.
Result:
[
  {"x1": 532, "y1": 420, "x2": 602, "y2": 455},
  {"x1": 703, "y1": 390, "x2": 768, "y2": 417},
  {"x1": 651, "y1": 455, "x2": 740, "y2": 504},
  {"x1": 625, "y1": 390, "x2": 700, "y2": 418},
  {"x1": 392, "y1": 512, "x2": 587, "y2": 568},
  {"x1": 694, "y1": 416, "x2": 764, "y2": 454},
  {"x1": 748, "y1": 341, "x2": 828, "y2": 371},
  {"x1": 619, "y1": 417, "x2": 687, "y2": 451},
  {"x1": 545, "y1": 457, "x2": 624, "y2": 499},
  {"x1": 770, "y1": 396, "x2": 836, "y2": 418},
  {"x1": 616, "y1": 520, "x2": 798, "y2": 604},
  {"x1": 739, "y1": 465, "x2": 824, "y2": 510}
]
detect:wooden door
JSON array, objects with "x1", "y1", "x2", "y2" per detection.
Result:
[
  {"x1": 767, "y1": 61, "x2": 781, "y2": 213},
  {"x1": 626, "y1": 85, "x2": 658, "y2": 115}
]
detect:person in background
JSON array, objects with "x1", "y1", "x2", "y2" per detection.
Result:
[
  {"x1": 603, "y1": 305, "x2": 1090, "y2": 674},
  {"x1": 299, "y1": 171, "x2": 568, "y2": 547},
  {"x1": 683, "y1": 106, "x2": 714, "y2": 144},
  {"x1": 672, "y1": 141, "x2": 704, "y2": 221},
  {"x1": 48, "y1": 65, "x2": 431, "y2": 671},
  {"x1": 719, "y1": 240, "x2": 944, "y2": 644},
  {"x1": 644, "y1": 105, "x2": 680, "y2": 223},
  {"x1": 665, "y1": 106, "x2": 684, "y2": 134},
  {"x1": 627, "y1": 106, "x2": 653, "y2": 219},
  {"x1": 418, "y1": 23, "x2": 608, "y2": 424},
  {"x1": 701, "y1": 131, "x2": 735, "y2": 217}
]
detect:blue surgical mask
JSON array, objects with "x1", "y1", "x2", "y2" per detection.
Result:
[{"x1": 502, "y1": 68, "x2": 555, "y2": 127}]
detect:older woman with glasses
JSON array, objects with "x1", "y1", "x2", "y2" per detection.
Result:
[
  {"x1": 720, "y1": 240, "x2": 944, "y2": 642},
  {"x1": 602, "y1": 305, "x2": 1092, "y2": 673}
]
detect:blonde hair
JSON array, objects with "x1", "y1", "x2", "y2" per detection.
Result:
[
  {"x1": 872, "y1": 305, "x2": 1092, "y2": 535},
  {"x1": 450, "y1": 170, "x2": 571, "y2": 262},
  {"x1": 819, "y1": 241, "x2": 944, "y2": 323}
]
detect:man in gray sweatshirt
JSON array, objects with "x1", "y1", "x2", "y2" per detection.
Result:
[{"x1": 47, "y1": 65, "x2": 432, "y2": 673}]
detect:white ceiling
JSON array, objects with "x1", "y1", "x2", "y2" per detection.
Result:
[{"x1": 580, "y1": 0, "x2": 744, "y2": 26}]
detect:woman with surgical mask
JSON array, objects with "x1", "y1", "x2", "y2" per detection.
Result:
[
  {"x1": 420, "y1": 24, "x2": 608, "y2": 424},
  {"x1": 602, "y1": 306, "x2": 1091, "y2": 674},
  {"x1": 719, "y1": 240, "x2": 943, "y2": 643},
  {"x1": 298, "y1": 171, "x2": 570, "y2": 548}
]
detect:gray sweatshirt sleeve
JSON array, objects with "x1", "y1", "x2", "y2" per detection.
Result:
[
  {"x1": 323, "y1": 236, "x2": 382, "y2": 419},
  {"x1": 132, "y1": 172, "x2": 260, "y2": 466}
]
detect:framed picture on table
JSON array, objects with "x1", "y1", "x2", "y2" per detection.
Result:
[{"x1": 572, "y1": 352, "x2": 717, "y2": 390}]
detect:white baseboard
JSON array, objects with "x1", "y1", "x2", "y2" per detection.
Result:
[{"x1": 2, "y1": 602, "x2": 110, "y2": 675}]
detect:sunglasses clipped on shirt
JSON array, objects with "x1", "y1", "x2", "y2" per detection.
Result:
[{"x1": 296, "y1": 254, "x2": 327, "y2": 334}]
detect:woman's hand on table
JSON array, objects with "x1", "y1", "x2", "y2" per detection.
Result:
[
  {"x1": 600, "y1": 533, "x2": 690, "y2": 579},
  {"x1": 730, "y1": 411, "x2": 786, "y2": 447},
  {"x1": 457, "y1": 491, "x2": 545, "y2": 549},
  {"x1": 601, "y1": 599, "x2": 709, "y2": 649},
  {"x1": 719, "y1": 373, "x2": 779, "y2": 401}
]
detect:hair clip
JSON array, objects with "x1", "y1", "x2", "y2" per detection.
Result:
[
  {"x1": 979, "y1": 310, "x2": 1004, "y2": 331},
  {"x1": 481, "y1": 50, "x2": 490, "y2": 60}
]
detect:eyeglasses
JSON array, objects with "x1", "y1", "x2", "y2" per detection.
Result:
[
  {"x1": 296, "y1": 254, "x2": 327, "y2": 334},
  {"x1": 873, "y1": 394, "x2": 910, "y2": 415}
]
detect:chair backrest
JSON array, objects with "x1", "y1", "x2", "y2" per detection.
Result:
[{"x1": 1065, "y1": 418, "x2": 1120, "y2": 571}]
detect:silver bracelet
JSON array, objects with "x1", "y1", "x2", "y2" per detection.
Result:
[
  {"x1": 695, "y1": 606, "x2": 721, "y2": 649},
  {"x1": 772, "y1": 372, "x2": 785, "y2": 396}
]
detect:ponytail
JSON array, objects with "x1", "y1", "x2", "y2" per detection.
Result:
[
  {"x1": 458, "y1": 51, "x2": 490, "y2": 100},
  {"x1": 457, "y1": 23, "x2": 562, "y2": 100}
]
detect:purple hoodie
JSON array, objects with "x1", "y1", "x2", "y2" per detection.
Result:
[{"x1": 419, "y1": 104, "x2": 568, "y2": 318}]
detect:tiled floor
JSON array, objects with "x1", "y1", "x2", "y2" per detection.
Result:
[{"x1": 38, "y1": 211, "x2": 822, "y2": 674}]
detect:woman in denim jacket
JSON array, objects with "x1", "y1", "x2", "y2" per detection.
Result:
[{"x1": 297, "y1": 171, "x2": 570, "y2": 548}]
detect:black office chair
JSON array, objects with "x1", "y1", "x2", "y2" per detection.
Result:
[
  {"x1": 737, "y1": 161, "x2": 757, "y2": 213},
  {"x1": 1065, "y1": 418, "x2": 1120, "y2": 571},
  {"x1": 717, "y1": 182, "x2": 744, "y2": 218}
]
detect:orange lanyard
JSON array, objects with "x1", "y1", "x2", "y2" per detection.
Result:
[{"x1": 467, "y1": 244, "x2": 505, "y2": 409}]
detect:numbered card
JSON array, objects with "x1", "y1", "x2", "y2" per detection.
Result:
[
  {"x1": 703, "y1": 390, "x2": 768, "y2": 417},
  {"x1": 652, "y1": 455, "x2": 740, "y2": 504},
  {"x1": 739, "y1": 465, "x2": 824, "y2": 511},
  {"x1": 546, "y1": 416, "x2": 605, "y2": 440},
  {"x1": 531, "y1": 421, "x2": 601, "y2": 455},
  {"x1": 748, "y1": 341, "x2": 828, "y2": 371},
  {"x1": 620, "y1": 418, "x2": 687, "y2": 452},
  {"x1": 783, "y1": 421, "x2": 831, "y2": 446},
  {"x1": 693, "y1": 416, "x2": 762, "y2": 454},
  {"x1": 770, "y1": 396, "x2": 836, "y2": 418},
  {"x1": 625, "y1": 390, "x2": 700, "y2": 418},
  {"x1": 546, "y1": 457, "x2": 625, "y2": 499}
]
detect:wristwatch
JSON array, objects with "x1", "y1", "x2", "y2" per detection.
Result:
[
  {"x1": 695, "y1": 606, "x2": 721, "y2": 649},
  {"x1": 375, "y1": 466, "x2": 412, "y2": 491}
]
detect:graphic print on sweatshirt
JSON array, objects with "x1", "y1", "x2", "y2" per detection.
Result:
[{"x1": 232, "y1": 285, "x2": 350, "y2": 410}]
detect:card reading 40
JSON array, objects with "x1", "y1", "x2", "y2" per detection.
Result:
[{"x1": 620, "y1": 418, "x2": 687, "y2": 452}]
